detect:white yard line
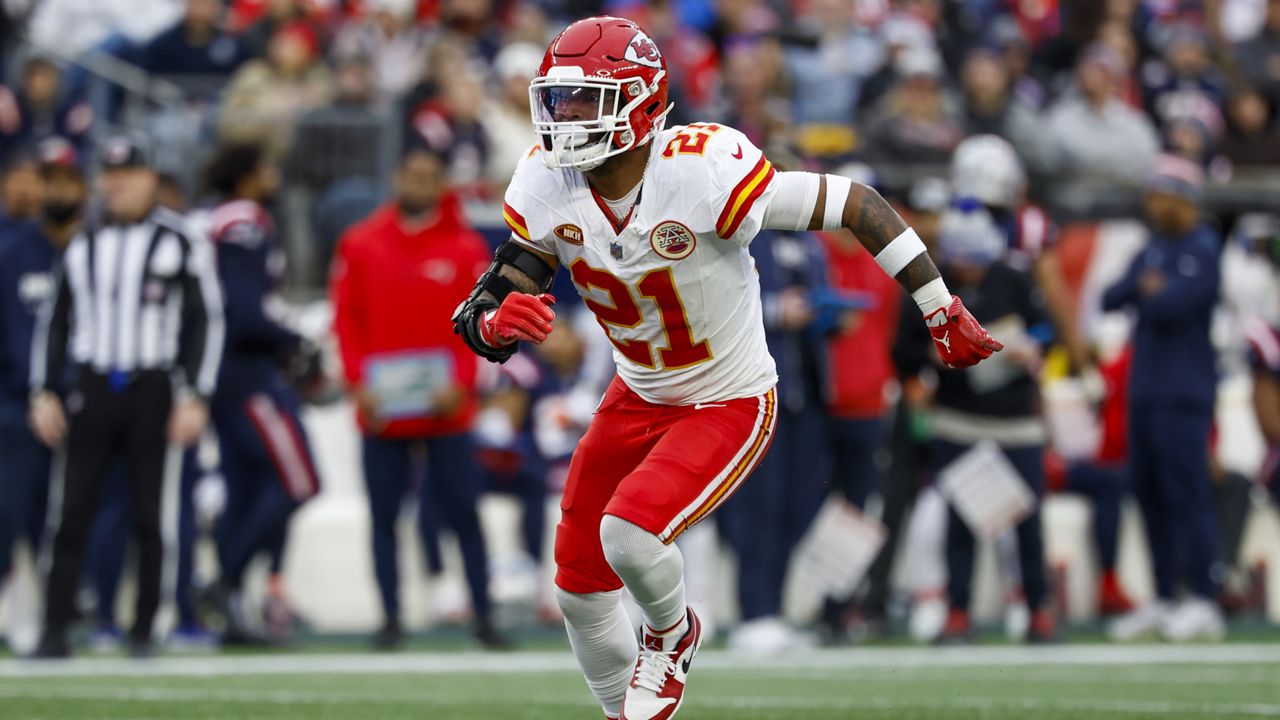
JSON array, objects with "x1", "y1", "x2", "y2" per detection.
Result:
[
  {"x1": 2, "y1": 684, "x2": 1279, "y2": 717},
  {"x1": 3, "y1": 644, "x2": 1278, "y2": 678}
]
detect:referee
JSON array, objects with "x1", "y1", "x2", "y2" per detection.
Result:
[{"x1": 27, "y1": 134, "x2": 225, "y2": 658}]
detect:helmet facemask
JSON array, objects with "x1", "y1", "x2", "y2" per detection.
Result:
[{"x1": 530, "y1": 69, "x2": 670, "y2": 171}]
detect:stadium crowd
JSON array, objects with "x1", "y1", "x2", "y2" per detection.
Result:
[{"x1": 1, "y1": 0, "x2": 1280, "y2": 656}]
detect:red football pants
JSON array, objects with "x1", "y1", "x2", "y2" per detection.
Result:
[{"x1": 554, "y1": 376, "x2": 777, "y2": 594}]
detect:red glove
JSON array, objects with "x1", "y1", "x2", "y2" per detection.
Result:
[
  {"x1": 924, "y1": 296, "x2": 1004, "y2": 368},
  {"x1": 481, "y1": 293, "x2": 557, "y2": 346}
]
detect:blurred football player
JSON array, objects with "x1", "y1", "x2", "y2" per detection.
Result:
[
  {"x1": 951, "y1": 135, "x2": 1093, "y2": 376},
  {"x1": 201, "y1": 142, "x2": 321, "y2": 642},
  {"x1": 453, "y1": 17, "x2": 1003, "y2": 720},
  {"x1": 895, "y1": 202, "x2": 1056, "y2": 644}
]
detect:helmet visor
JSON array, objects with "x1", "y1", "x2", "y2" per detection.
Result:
[{"x1": 531, "y1": 83, "x2": 619, "y2": 125}]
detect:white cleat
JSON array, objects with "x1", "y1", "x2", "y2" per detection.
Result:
[
  {"x1": 621, "y1": 607, "x2": 702, "y2": 720},
  {"x1": 1160, "y1": 598, "x2": 1226, "y2": 642},
  {"x1": 1107, "y1": 601, "x2": 1170, "y2": 641}
]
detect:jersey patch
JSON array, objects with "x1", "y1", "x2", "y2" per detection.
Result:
[
  {"x1": 555, "y1": 223, "x2": 585, "y2": 246},
  {"x1": 650, "y1": 221, "x2": 696, "y2": 261}
]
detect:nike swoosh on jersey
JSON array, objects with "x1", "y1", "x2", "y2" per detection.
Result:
[
  {"x1": 731, "y1": 144, "x2": 743, "y2": 159},
  {"x1": 693, "y1": 403, "x2": 726, "y2": 410}
]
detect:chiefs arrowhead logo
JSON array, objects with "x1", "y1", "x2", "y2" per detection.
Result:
[
  {"x1": 650, "y1": 220, "x2": 696, "y2": 260},
  {"x1": 554, "y1": 223, "x2": 584, "y2": 246},
  {"x1": 624, "y1": 31, "x2": 663, "y2": 69}
]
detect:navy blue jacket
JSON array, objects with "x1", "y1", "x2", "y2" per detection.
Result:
[
  {"x1": 0, "y1": 222, "x2": 59, "y2": 417},
  {"x1": 139, "y1": 24, "x2": 247, "y2": 77},
  {"x1": 750, "y1": 230, "x2": 831, "y2": 414},
  {"x1": 1102, "y1": 223, "x2": 1220, "y2": 413},
  {"x1": 207, "y1": 200, "x2": 301, "y2": 404}
]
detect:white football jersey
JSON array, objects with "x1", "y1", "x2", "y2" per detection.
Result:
[{"x1": 503, "y1": 123, "x2": 779, "y2": 406}]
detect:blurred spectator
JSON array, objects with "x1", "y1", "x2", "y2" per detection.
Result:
[
  {"x1": 219, "y1": 22, "x2": 333, "y2": 156},
  {"x1": 138, "y1": 0, "x2": 249, "y2": 79},
  {"x1": 0, "y1": 55, "x2": 93, "y2": 167},
  {"x1": 858, "y1": 10, "x2": 936, "y2": 114},
  {"x1": 481, "y1": 42, "x2": 542, "y2": 183},
  {"x1": 406, "y1": 71, "x2": 493, "y2": 192},
  {"x1": 28, "y1": 0, "x2": 182, "y2": 59},
  {"x1": 0, "y1": 138, "x2": 82, "y2": 599},
  {"x1": 501, "y1": 0, "x2": 553, "y2": 47},
  {"x1": 1103, "y1": 154, "x2": 1224, "y2": 642},
  {"x1": 333, "y1": 0, "x2": 431, "y2": 103},
  {"x1": 1235, "y1": 0, "x2": 1280, "y2": 105},
  {"x1": 895, "y1": 202, "x2": 1055, "y2": 644},
  {"x1": 1041, "y1": 42, "x2": 1159, "y2": 186},
  {"x1": 614, "y1": 0, "x2": 719, "y2": 121},
  {"x1": 863, "y1": 46, "x2": 964, "y2": 164},
  {"x1": 238, "y1": 0, "x2": 324, "y2": 60},
  {"x1": 1094, "y1": 18, "x2": 1145, "y2": 109},
  {"x1": 0, "y1": 153, "x2": 42, "y2": 228},
  {"x1": 1140, "y1": 24, "x2": 1226, "y2": 134},
  {"x1": 704, "y1": 0, "x2": 779, "y2": 54},
  {"x1": 957, "y1": 46, "x2": 1045, "y2": 163},
  {"x1": 330, "y1": 148, "x2": 507, "y2": 650},
  {"x1": 785, "y1": 0, "x2": 885, "y2": 127},
  {"x1": 438, "y1": 0, "x2": 503, "y2": 60},
  {"x1": 987, "y1": 15, "x2": 1048, "y2": 110},
  {"x1": 1219, "y1": 84, "x2": 1280, "y2": 167},
  {"x1": 720, "y1": 229, "x2": 833, "y2": 655},
  {"x1": 715, "y1": 36, "x2": 791, "y2": 152}
]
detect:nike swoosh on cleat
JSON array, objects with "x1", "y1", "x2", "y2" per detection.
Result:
[
  {"x1": 731, "y1": 144, "x2": 743, "y2": 159},
  {"x1": 681, "y1": 656, "x2": 692, "y2": 674}
]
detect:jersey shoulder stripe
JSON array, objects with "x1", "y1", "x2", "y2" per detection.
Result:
[
  {"x1": 503, "y1": 201, "x2": 531, "y2": 242},
  {"x1": 716, "y1": 154, "x2": 775, "y2": 239}
]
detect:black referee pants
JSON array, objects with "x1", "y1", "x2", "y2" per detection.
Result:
[{"x1": 44, "y1": 370, "x2": 174, "y2": 645}]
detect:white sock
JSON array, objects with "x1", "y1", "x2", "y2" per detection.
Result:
[
  {"x1": 600, "y1": 515, "x2": 689, "y2": 640},
  {"x1": 556, "y1": 587, "x2": 637, "y2": 717}
]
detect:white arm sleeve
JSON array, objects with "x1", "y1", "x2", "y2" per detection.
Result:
[
  {"x1": 761, "y1": 171, "x2": 821, "y2": 232},
  {"x1": 761, "y1": 171, "x2": 853, "y2": 232}
]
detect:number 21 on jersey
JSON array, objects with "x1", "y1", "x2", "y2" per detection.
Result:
[{"x1": 569, "y1": 259, "x2": 712, "y2": 370}]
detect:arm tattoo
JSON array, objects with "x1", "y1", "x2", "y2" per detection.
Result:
[{"x1": 842, "y1": 182, "x2": 940, "y2": 291}]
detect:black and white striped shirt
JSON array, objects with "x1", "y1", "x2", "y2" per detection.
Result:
[{"x1": 31, "y1": 207, "x2": 225, "y2": 399}]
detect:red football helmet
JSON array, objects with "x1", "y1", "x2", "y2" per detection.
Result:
[{"x1": 529, "y1": 16, "x2": 673, "y2": 171}]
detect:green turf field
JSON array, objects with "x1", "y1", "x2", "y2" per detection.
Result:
[{"x1": 2, "y1": 645, "x2": 1278, "y2": 719}]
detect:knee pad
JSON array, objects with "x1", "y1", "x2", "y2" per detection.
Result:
[{"x1": 599, "y1": 515, "x2": 665, "y2": 577}]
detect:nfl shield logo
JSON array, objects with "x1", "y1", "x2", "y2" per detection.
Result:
[{"x1": 610, "y1": 241, "x2": 624, "y2": 260}]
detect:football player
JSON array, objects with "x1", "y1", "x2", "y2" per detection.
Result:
[{"x1": 453, "y1": 16, "x2": 1002, "y2": 720}]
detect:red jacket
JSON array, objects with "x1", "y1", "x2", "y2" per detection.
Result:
[
  {"x1": 820, "y1": 232, "x2": 902, "y2": 418},
  {"x1": 330, "y1": 196, "x2": 491, "y2": 438}
]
